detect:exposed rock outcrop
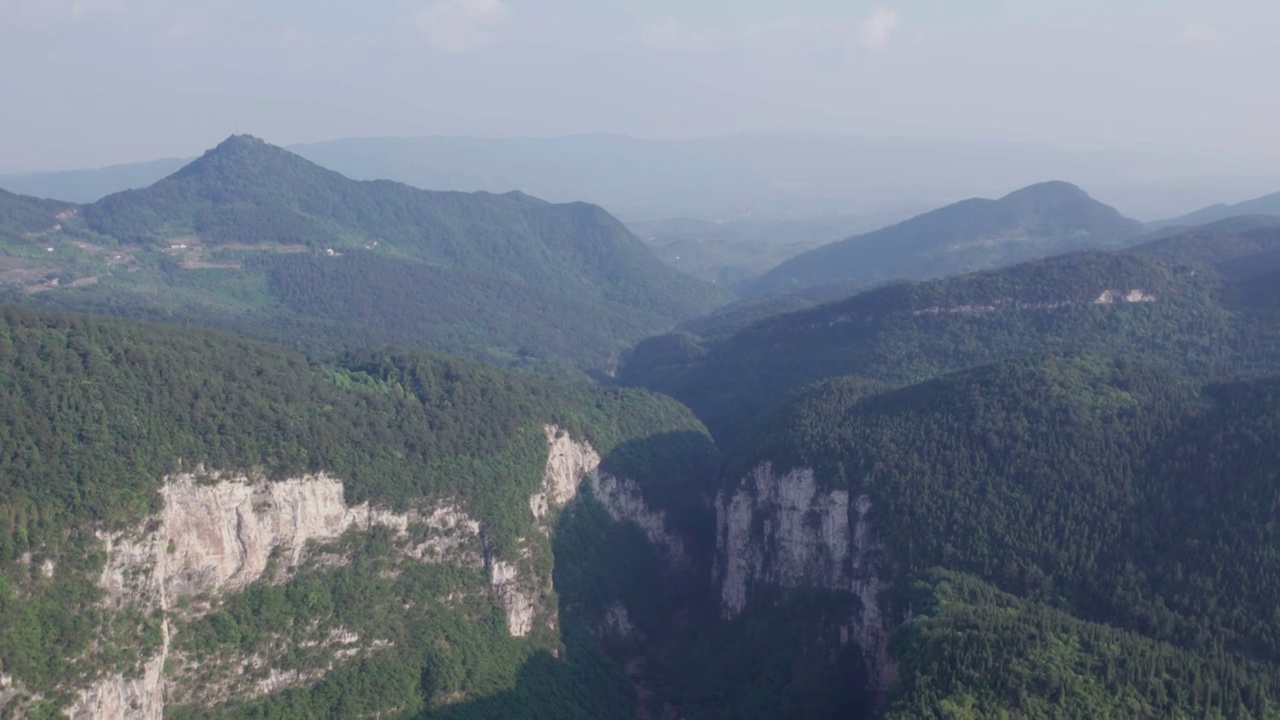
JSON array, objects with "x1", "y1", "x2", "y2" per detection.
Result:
[
  {"x1": 58, "y1": 427, "x2": 688, "y2": 717},
  {"x1": 715, "y1": 462, "x2": 894, "y2": 692},
  {"x1": 494, "y1": 426, "x2": 691, "y2": 639},
  {"x1": 490, "y1": 559, "x2": 539, "y2": 638},
  {"x1": 541, "y1": 425, "x2": 687, "y2": 567},
  {"x1": 74, "y1": 472, "x2": 484, "y2": 719},
  {"x1": 99, "y1": 474, "x2": 480, "y2": 610},
  {"x1": 1095, "y1": 288, "x2": 1157, "y2": 304}
]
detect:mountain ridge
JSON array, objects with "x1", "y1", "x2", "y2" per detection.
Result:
[
  {"x1": 623, "y1": 247, "x2": 1271, "y2": 444},
  {"x1": 739, "y1": 181, "x2": 1145, "y2": 299},
  {"x1": 1153, "y1": 189, "x2": 1280, "y2": 229}
]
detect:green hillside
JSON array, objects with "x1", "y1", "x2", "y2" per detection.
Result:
[
  {"x1": 0, "y1": 304, "x2": 717, "y2": 718},
  {"x1": 889, "y1": 570, "x2": 1280, "y2": 720},
  {"x1": 708, "y1": 355, "x2": 1280, "y2": 717},
  {"x1": 0, "y1": 136, "x2": 725, "y2": 371},
  {"x1": 0, "y1": 189, "x2": 74, "y2": 241},
  {"x1": 740, "y1": 181, "x2": 1143, "y2": 299},
  {"x1": 623, "y1": 250, "x2": 1270, "y2": 444},
  {"x1": 1133, "y1": 214, "x2": 1280, "y2": 280}
]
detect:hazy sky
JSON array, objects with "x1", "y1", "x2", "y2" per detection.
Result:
[{"x1": 2, "y1": 0, "x2": 1278, "y2": 172}]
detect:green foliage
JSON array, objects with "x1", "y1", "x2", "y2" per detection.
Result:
[
  {"x1": 712, "y1": 354, "x2": 1280, "y2": 714},
  {"x1": 0, "y1": 304, "x2": 714, "y2": 714},
  {"x1": 1135, "y1": 215, "x2": 1280, "y2": 281},
  {"x1": 889, "y1": 570, "x2": 1280, "y2": 720},
  {"x1": 626, "y1": 250, "x2": 1272, "y2": 444},
  {"x1": 168, "y1": 528, "x2": 556, "y2": 719},
  {"x1": 0, "y1": 189, "x2": 75, "y2": 241}
]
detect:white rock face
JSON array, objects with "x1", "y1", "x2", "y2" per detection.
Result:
[
  {"x1": 493, "y1": 426, "x2": 690, "y2": 639},
  {"x1": 75, "y1": 472, "x2": 482, "y2": 719},
  {"x1": 715, "y1": 462, "x2": 894, "y2": 691},
  {"x1": 490, "y1": 560, "x2": 539, "y2": 637},
  {"x1": 98, "y1": 473, "x2": 481, "y2": 609},
  {"x1": 591, "y1": 473, "x2": 689, "y2": 570},
  {"x1": 66, "y1": 651, "x2": 167, "y2": 720},
  {"x1": 718, "y1": 464, "x2": 851, "y2": 618},
  {"x1": 1095, "y1": 288, "x2": 1157, "y2": 304},
  {"x1": 62, "y1": 426, "x2": 686, "y2": 715},
  {"x1": 536, "y1": 426, "x2": 602, "y2": 519},
  {"x1": 541, "y1": 425, "x2": 687, "y2": 567}
]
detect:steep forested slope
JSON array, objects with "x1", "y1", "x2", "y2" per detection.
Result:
[
  {"x1": 1133, "y1": 214, "x2": 1280, "y2": 280},
  {"x1": 624, "y1": 251, "x2": 1270, "y2": 444},
  {"x1": 740, "y1": 181, "x2": 1143, "y2": 299},
  {"x1": 0, "y1": 189, "x2": 75, "y2": 241},
  {"x1": 0, "y1": 136, "x2": 725, "y2": 371},
  {"x1": 0, "y1": 305, "x2": 717, "y2": 718},
  {"x1": 703, "y1": 355, "x2": 1280, "y2": 718},
  {"x1": 888, "y1": 570, "x2": 1280, "y2": 719}
]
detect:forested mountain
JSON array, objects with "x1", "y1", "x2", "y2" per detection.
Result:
[
  {"x1": 0, "y1": 305, "x2": 718, "y2": 718},
  {"x1": 6, "y1": 137, "x2": 1280, "y2": 719},
  {"x1": 624, "y1": 249, "x2": 1277, "y2": 444},
  {"x1": 693, "y1": 354, "x2": 1280, "y2": 718},
  {"x1": 1153, "y1": 189, "x2": 1280, "y2": 229},
  {"x1": 0, "y1": 136, "x2": 724, "y2": 370},
  {"x1": 680, "y1": 212, "x2": 1280, "y2": 345},
  {"x1": 740, "y1": 181, "x2": 1144, "y2": 299},
  {"x1": 0, "y1": 189, "x2": 75, "y2": 241},
  {"x1": 1133, "y1": 214, "x2": 1280, "y2": 279}
]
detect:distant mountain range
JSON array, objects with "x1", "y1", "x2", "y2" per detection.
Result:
[
  {"x1": 11, "y1": 136, "x2": 1280, "y2": 292},
  {"x1": 16, "y1": 133, "x2": 1273, "y2": 222},
  {"x1": 1152, "y1": 190, "x2": 1280, "y2": 229},
  {"x1": 0, "y1": 135, "x2": 724, "y2": 370},
  {"x1": 738, "y1": 181, "x2": 1145, "y2": 299},
  {"x1": 0, "y1": 158, "x2": 190, "y2": 206},
  {"x1": 0, "y1": 134, "x2": 1118, "y2": 219}
]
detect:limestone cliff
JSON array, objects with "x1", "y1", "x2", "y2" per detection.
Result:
[
  {"x1": 715, "y1": 462, "x2": 895, "y2": 691},
  {"x1": 492, "y1": 426, "x2": 693, "y2": 638},
  {"x1": 541, "y1": 425, "x2": 688, "y2": 568},
  {"x1": 7, "y1": 426, "x2": 693, "y2": 719},
  {"x1": 71, "y1": 472, "x2": 484, "y2": 719}
]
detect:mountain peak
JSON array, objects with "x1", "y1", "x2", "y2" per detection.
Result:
[
  {"x1": 1000, "y1": 180, "x2": 1092, "y2": 205},
  {"x1": 210, "y1": 134, "x2": 271, "y2": 154},
  {"x1": 168, "y1": 134, "x2": 322, "y2": 188},
  {"x1": 196, "y1": 134, "x2": 286, "y2": 166}
]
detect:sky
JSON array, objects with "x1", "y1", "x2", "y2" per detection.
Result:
[{"x1": 2, "y1": 0, "x2": 1279, "y2": 173}]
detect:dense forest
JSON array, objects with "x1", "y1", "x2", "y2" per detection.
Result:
[
  {"x1": 887, "y1": 570, "x2": 1280, "y2": 719},
  {"x1": 702, "y1": 353, "x2": 1280, "y2": 716},
  {"x1": 5, "y1": 134, "x2": 1280, "y2": 718},
  {"x1": 0, "y1": 305, "x2": 716, "y2": 717},
  {"x1": 624, "y1": 250, "x2": 1280, "y2": 444}
]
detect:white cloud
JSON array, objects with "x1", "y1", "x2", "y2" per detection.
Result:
[
  {"x1": 641, "y1": 17, "x2": 721, "y2": 52},
  {"x1": 414, "y1": 0, "x2": 508, "y2": 53},
  {"x1": 855, "y1": 6, "x2": 900, "y2": 52}
]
